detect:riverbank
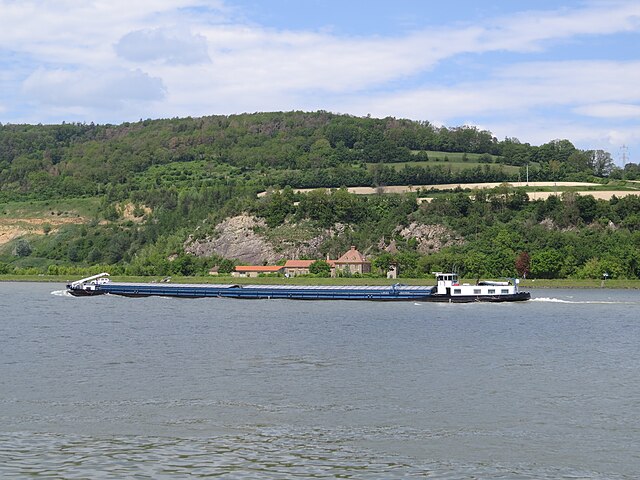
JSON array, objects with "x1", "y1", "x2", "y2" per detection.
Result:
[{"x1": 1, "y1": 274, "x2": 638, "y2": 289}]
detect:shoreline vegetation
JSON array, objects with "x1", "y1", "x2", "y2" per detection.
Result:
[{"x1": 2, "y1": 274, "x2": 638, "y2": 289}]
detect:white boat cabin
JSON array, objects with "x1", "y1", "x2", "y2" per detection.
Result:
[
  {"x1": 433, "y1": 272, "x2": 519, "y2": 297},
  {"x1": 70, "y1": 272, "x2": 111, "y2": 291}
]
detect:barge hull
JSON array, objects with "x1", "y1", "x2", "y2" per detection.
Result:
[
  {"x1": 70, "y1": 282, "x2": 436, "y2": 301},
  {"x1": 426, "y1": 292, "x2": 531, "y2": 303},
  {"x1": 67, "y1": 282, "x2": 530, "y2": 302}
]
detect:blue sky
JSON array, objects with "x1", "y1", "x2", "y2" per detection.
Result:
[{"x1": 1, "y1": 0, "x2": 639, "y2": 164}]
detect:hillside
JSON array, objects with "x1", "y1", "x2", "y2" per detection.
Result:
[
  {"x1": 2, "y1": 111, "x2": 640, "y2": 280},
  {"x1": 1, "y1": 111, "x2": 625, "y2": 203}
]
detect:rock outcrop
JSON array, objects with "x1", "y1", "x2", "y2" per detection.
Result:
[
  {"x1": 395, "y1": 223, "x2": 463, "y2": 254},
  {"x1": 185, "y1": 215, "x2": 278, "y2": 264},
  {"x1": 185, "y1": 214, "x2": 462, "y2": 263},
  {"x1": 184, "y1": 215, "x2": 349, "y2": 264}
]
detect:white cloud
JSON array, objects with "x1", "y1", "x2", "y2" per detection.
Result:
[
  {"x1": 0, "y1": 1, "x2": 225, "y2": 66},
  {"x1": 115, "y1": 27, "x2": 211, "y2": 65},
  {"x1": 477, "y1": 1, "x2": 640, "y2": 51},
  {"x1": 22, "y1": 68, "x2": 166, "y2": 109},
  {"x1": 575, "y1": 103, "x2": 640, "y2": 118},
  {"x1": 338, "y1": 59, "x2": 640, "y2": 121}
]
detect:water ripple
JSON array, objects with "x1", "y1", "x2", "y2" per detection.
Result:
[{"x1": 0, "y1": 431, "x2": 630, "y2": 479}]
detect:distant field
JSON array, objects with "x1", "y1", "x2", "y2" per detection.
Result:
[
  {"x1": 362, "y1": 150, "x2": 525, "y2": 175},
  {"x1": 411, "y1": 150, "x2": 500, "y2": 162},
  {"x1": 0, "y1": 197, "x2": 100, "y2": 219},
  {"x1": 369, "y1": 159, "x2": 521, "y2": 175}
]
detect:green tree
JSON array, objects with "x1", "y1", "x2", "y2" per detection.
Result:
[
  {"x1": 309, "y1": 260, "x2": 331, "y2": 277},
  {"x1": 530, "y1": 248, "x2": 564, "y2": 279},
  {"x1": 218, "y1": 258, "x2": 235, "y2": 274},
  {"x1": 464, "y1": 251, "x2": 488, "y2": 279},
  {"x1": 372, "y1": 252, "x2": 395, "y2": 273},
  {"x1": 14, "y1": 239, "x2": 32, "y2": 257},
  {"x1": 591, "y1": 149, "x2": 614, "y2": 176}
]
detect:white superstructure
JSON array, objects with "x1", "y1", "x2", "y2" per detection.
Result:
[{"x1": 433, "y1": 272, "x2": 520, "y2": 298}]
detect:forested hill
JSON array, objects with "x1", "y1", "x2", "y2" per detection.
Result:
[
  {"x1": 0, "y1": 111, "x2": 626, "y2": 203},
  {"x1": 3, "y1": 111, "x2": 640, "y2": 280}
]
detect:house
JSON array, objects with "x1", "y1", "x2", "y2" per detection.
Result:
[
  {"x1": 283, "y1": 260, "x2": 315, "y2": 277},
  {"x1": 332, "y1": 246, "x2": 371, "y2": 276},
  {"x1": 232, "y1": 265, "x2": 285, "y2": 278}
]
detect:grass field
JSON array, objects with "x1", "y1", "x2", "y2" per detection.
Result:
[
  {"x1": 412, "y1": 150, "x2": 501, "y2": 162},
  {"x1": 371, "y1": 160, "x2": 521, "y2": 176},
  {"x1": 0, "y1": 197, "x2": 100, "y2": 219}
]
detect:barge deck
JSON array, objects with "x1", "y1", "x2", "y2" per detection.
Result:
[{"x1": 66, "y1": 273, "x2": 530, "y2": 302}]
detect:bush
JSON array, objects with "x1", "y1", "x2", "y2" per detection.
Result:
[{"x1": 14, "y1": 239, "x2": 32, "y2": 257}]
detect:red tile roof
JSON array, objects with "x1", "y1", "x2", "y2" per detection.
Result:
[
  {"x1": 335, "y1": 246, "x2": 370, "y2": 264},
  {"x1": 284, "y1": 260, "x2": 315, "y2": 268},
  {"x1": 235, "y1": 265, "x2": 284, "y2": 272}
]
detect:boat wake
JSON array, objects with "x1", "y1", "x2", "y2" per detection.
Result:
[
  {"x1": 51, "y1": 289, "x2": 74, "y2": 297},
  {"x1": 531, "y1": 297, "x2": 638, "y2": 305}
]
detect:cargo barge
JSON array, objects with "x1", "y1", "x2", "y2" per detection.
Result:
[{"x1": 66, "y1": 272, "x2": 530, "y2": 302}]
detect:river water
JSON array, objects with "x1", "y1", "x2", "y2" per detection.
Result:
[{"x1": 1, "y1": 282, "x2": 639, "y2": 479}]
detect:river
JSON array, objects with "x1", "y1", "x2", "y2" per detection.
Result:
[{"x1": 1, "y1": 282, "x2": 639, "y2": 478}]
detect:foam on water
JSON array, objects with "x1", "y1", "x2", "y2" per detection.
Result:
[
  {"x1": 531, "y1": 297, "x2": 639, "y2": 305},
  {"x1": 50, "y1": 289, "x2": 73, "y2": 297}
]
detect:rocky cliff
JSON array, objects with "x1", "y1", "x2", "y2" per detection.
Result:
[{"x1": 184, "y1": 214, "x2": 462, "y2": 263}]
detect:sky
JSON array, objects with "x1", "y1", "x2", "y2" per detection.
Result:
[{"x1": 1, "y1": 0, "x2": 639, "y2": 164}]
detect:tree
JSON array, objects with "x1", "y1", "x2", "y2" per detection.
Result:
[
  {"x1": 309, "y1": 260, "x2": 331, "y2": 277},
  {"x1": 217, "y1": 258, "x2": 235, "y2": 274},
  {"x1": 530, "y1": 248, "x2": 564, "y2": 279},
  {"x1": 372, "y1": 253, "x2": 395, "y2": 273},
  {"x1": 464, "y1": 251, "x2": 488, "y2": 279},
  {"x1": 14, "y1": 239, "x2": 32, "y2": 257},
  {"x1": 515, "y1": 251, "x2": 531, "y2": 278},
  {"x1": 566, "y1": 151, "x2": 593, "y2": 173},
  {"x1": 591, "y1": 150, "x2": 614, "y2": 177}
]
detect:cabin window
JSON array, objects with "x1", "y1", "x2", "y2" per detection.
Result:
[
  {"x1": 488, "y1": 289, "x2": 495, "y2": 294},
  {"x1": 453, "y1": 288, "x2": 461, "y2": 294},
  {"x1": 473, "y1": 289, "x2": 481, "y2": 294},
  {"x1": 501, "y1": 289, "x2": 509, "y2": 294}
]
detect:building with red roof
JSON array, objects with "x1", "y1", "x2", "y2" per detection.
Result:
[
  {"x1": 283, "y1": 259, "x2": 314, "y2": 277},
  {"x1": 232, "y1": 265, "x2": 285, "y2": 278},
  {"x1": 332, "y1": 246, "x2": 371, "y2": 275}
]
